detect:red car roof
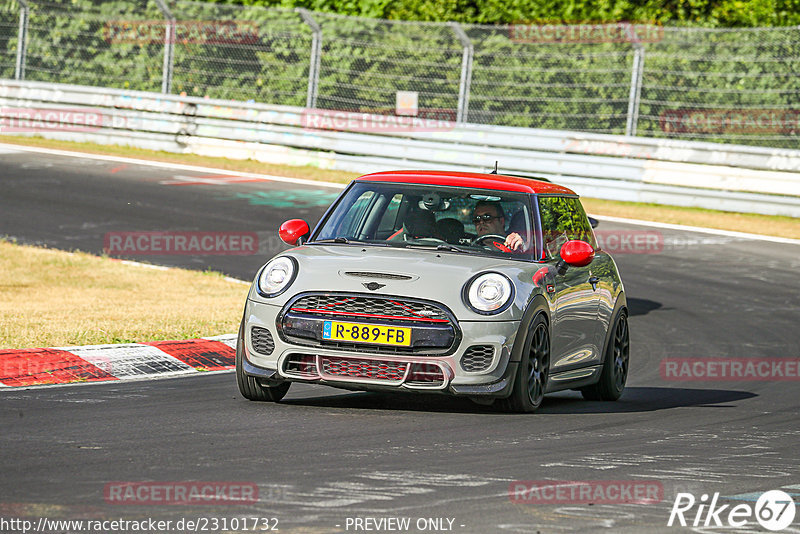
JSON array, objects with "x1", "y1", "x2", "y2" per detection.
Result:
[{"x1": 356, "y1": 170, "x2": 577, "y2": 195}]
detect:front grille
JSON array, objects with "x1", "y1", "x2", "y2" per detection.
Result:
[
  {"x1": 461, "y1": 345, "x2": 494, "y2": 372},
  {"x1": 321, "y1": 356, "x2": 408, "y2": 382},
  {"x1": 281, "y1": 293, "x2": 459, "y2": 356},
  {"x1": 251, "y1": 327, "x2": 275, "y2": 355},
  {"x1": 290, "y1": 294, "x2": 449, "y2": 323}
]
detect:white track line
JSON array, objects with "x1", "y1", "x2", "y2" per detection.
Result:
[
  {"x1": 595, "y1": 215, "x2": 800, "y2": 245},
  {"x1": 112, "y1": 258, "x2": 249, "y2": 284},
  {"x1": 0, "y1": 142, "x2": 345, "y2": 189},
  {"x1": 2, "y1": 141, "x2": 796, "y2": 245}
]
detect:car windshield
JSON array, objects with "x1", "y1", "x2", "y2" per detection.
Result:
[{"x1": 311, "y1": 182, "x2": 536, "y2": 260}]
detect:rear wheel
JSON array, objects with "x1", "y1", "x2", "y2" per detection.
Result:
[
  {"x1": 236, "y1": 321, "x2": 290, "y2": 402},
  {"x1": 499, "y1": 314, "x2": 550, "y2": 413},
  {"x1": 581, "y1": 310, "x2": 629, "y2": 401}
]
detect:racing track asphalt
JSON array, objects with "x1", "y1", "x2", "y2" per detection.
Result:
[{"x1": 1, "y1": 146, "x2": 799, "y2": 533}]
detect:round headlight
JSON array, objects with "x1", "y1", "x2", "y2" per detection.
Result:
[
  {"x1": 465, "y1": 272, "x2": 514, "y2": 314},
  {"x1": 257, "y1": 257, "x2": 297, "y2": 297}
]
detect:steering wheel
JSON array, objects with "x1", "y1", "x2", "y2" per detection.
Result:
[{"x1": 471, "y1": 234, "x2": 513, "y2": 252}]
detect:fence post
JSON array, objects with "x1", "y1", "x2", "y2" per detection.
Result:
[
  {"x1": 153, "y1": 0, "x2": 174, "y2": 94},
  {"x1": 14, "y1": 0, "x2": 30, "y2": 81},
  {"x1": 449, "y1": 22, "x2": 473, "y2": 125},
  {"x1": 297, "y1": 8, "x2": 321, "y2": 109},
  {"x1": 625, "y1": 43, "x2": 645, "y2": 136}
]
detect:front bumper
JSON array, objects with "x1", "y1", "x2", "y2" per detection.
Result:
[{"x1": 243, "y1": 298, "x2": 521, "y2": 397}]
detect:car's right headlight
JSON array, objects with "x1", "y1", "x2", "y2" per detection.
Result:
[
  {"x1": 257, "y1": 256, "x2": 297, "y2": 297},
  {"x1": 463, "y1": 272, "x2": 514, "y2": 314}
]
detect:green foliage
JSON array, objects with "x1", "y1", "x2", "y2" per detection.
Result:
[
  {"x1": 0, "y1": 3, "x2": 17, "y2": 79},
  {"x1": 312, "y1": 12, "x2": 462, "y2": 112},
  {"x1": 169, "y1": 2, "x2": 312, "y2": 104},
  {"x1": 207, "y1": 0, "x2": 800, "y2": 26},
  {"x1": 539, "y1": 196, "x2": 595, "y2": 256},
  {"x1": 1, "y1": 0, "x2": 798, "y2": 148},
  {"x1": 636, "y1": 27, "x2": 800, "y2": 147}
]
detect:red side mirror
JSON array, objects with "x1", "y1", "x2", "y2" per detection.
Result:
[
  {"x1": 560, "y1": 240, "x2": 595, "y2": 267},
  {"x1": 279, "y1": 219, "x2": 310, "y2": 246}
]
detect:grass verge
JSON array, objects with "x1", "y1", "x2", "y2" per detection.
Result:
[
  {"x1": 1, "y1": 134, "x2": 798, "y2": 239},
  {"x1": 0, "y1": 239, "x2": 247, "y2": 349}
]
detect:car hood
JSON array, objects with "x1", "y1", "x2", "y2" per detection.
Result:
[{"x1": 248, "y1": 245, "x2": 538, "y2": 320}]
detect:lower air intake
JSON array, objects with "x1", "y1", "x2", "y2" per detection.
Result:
[
  {"x1": 405, "y1": 363, "x2": 445, "y2": 387},
  {"x1": 251, "y1": 327, "x2": 275, "y2": 355},
  {"x1": 321, "y1": 356, "x2": 407, "y2": 382},
  {"x1": 461, "y1": 345, "x2": 494, "y2": 372},
  {"x1": 284, "y1": 354, "x2": 317, "y2": 377}
]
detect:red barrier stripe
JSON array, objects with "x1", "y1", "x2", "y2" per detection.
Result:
[
  {"x1": 143, "y1": 339, "x2": 235, "y2": 371},
  {"x1": 0, "y1": 348, "x2": 118, "y2": 386}
]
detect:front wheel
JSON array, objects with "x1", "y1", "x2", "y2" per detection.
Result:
[
  {"x1": 499, "y1": 314, "x2": 550, "y2": 413},
  {"x1": 581, "y1": 310, "x2": 629, "y2": 401},
  {"x1": 236, "y1": 321, "x2": 290, "y2": 402}
]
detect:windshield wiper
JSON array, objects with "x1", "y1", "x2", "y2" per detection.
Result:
[
  {"x1": 311, "y1": 237, "x2": 351, "y2": 244},
  {"x1": 310, "y1": 237, "x2": 390, "y2": 247},
  {"x1": 436, "y1": 244, "x2": 472, "y2": 253},
  {"x1": 401, "y1": 243, "x2": 472, "y2": 253}
]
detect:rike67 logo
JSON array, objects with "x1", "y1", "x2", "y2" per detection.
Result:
[{"x1": 668, "y1": 490, "x2": 796, "y2": 531}]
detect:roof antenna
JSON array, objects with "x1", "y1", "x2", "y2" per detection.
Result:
[{"x1": 490, "y1": 161, "x2": 498, "y2": 174}]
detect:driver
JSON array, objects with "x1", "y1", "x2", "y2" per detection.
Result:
[{"x1": 472, "y1": 201, "x2": 525, "y2": 252}]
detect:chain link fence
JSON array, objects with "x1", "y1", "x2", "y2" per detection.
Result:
[{"x1": 2, "y1": 0, "x2": 799, "y2": 148}]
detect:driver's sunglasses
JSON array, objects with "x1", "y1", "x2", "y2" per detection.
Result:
[{"x1": 472, "y1": 214, "x2": 501, "y2": 223}]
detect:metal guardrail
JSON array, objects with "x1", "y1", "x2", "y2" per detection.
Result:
[{"x1": 2, "y1": 79, "x2": 799, "y2": 217}]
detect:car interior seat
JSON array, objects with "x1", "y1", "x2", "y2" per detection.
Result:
[
  {"x1": 388, "y1": 206, "x2": 436, "y2": 241},
  {"x1": 436, "y1": 217, "x2": 467, "y2": 244}
]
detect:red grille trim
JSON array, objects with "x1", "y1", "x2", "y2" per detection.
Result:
[{"x1": 290, "y1": 308, "x2": 449, "y2": 323}]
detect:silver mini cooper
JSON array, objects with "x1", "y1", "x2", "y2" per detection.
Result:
[{"x1": 236, "y1": 170, "x2": 629, "y2": 412}]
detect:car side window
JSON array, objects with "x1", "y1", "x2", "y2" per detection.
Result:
[{"x1": 538, "y1": 196, "x2": 597, "y2": 258}]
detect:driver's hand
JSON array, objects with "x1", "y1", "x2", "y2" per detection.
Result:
[{"x1": 505, "y1": 232, "x2": 524, "y2": 252}]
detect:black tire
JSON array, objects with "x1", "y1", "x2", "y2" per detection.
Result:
[
  {"x1": 236, "y1": 321, "x2": 290, "y2": 402},
  {"x1": 499, "y1": 314, "x2": 550, "y2": 413},
  {"x1": 581, "y1": 309, "x2": 629, "y2": 401}
]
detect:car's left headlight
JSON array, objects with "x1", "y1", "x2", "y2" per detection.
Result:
[
  {"x1": 257, "y1": 256, "x2": 297, "y2": 297},
  {"x1": 464, "y1": 272, "x2": 514, "y2": 314}
]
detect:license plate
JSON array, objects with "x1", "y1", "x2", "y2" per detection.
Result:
[{"x1": 322, "y1": 321, "x2": 411, "y2": 346}]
